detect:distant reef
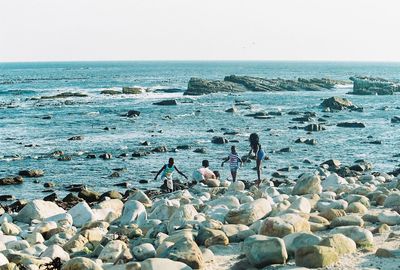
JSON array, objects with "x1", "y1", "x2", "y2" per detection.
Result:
[
  {"x1": 349, "y1": 76, "x2": 400, "y2": 95},
  {"x1": 184, "y1": 75, "x2": 400, "y2": 96},
  {"x1": 184, "y1": 75, "x2": 346, "y2": 95}
]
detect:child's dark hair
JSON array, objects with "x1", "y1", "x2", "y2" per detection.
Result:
[
  {"x1": 231, "y1": 145, "x2": 237, "y2": 153},
  {"x1": 249, "y1": 133, "x2": 259, "y2": 147},
  {"x1": 168, "y1": 158, "x2": 174, "y2": 164},
  {"x1": 202, "y1": 160, "x2": 209, "y2": 168}
]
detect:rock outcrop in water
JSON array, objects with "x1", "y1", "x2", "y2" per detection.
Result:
[
  {"x1": 184, "y1": 77, "x2": 247, "y2": 95},
  {"x1": 184, "y1": 75, "x2": 345, "y2": 95},
  {"x1": 349, "y1": 76, "x2": 400, "y2": 95}
]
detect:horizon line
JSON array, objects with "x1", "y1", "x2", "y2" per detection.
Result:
[{"x1": 1, "y1": 59, "x2": 400, "y2": 64}]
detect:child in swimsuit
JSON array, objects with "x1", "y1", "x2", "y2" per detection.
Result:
[
  {"x1": 154, "y1": 157, "x2": 188, "y2": 192},
  {"x1": 221, "y1": 145, "x2": 243, "y2": 182},
  {"x1": 248, "y1": 133, "x2": 266, "y2": 187}
]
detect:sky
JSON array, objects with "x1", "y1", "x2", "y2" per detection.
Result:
[{"x1": 1, "y1": 0, "x2": 400, "y2": 62}]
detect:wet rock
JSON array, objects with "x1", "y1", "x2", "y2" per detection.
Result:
[
  {"x1": 101, "y1": 90, "x2": 122, "y2": 95},
  {"x1": 153, "y1": 100, "x2": 178, "y2": 106},
  {"x1": 320, "y1": 96, "x2": 354, "y2": 110},
  {"x1": 18, "y1": 170, "x2": 44, "y2": 178},
  {"x1": 304, "y1": 124, "x2": 325, "y2": 132},
  {"x1": 126, "y1": 110, "x2": 141, "y2": 117},
  {"x1": 391, "y1": 116, "x2": 400, "y2": 123},
  {"x1": 243, "y1": 235, "x2": 288, "y2": 267},
  {"x1": 350, "y1": 76, "x2": 399, "y2": 95},
  {"x1": 337, "y1": 122, "x2": 366, "y2": 128},
  {"x1": 43, "y1": 193, "x2": 58, "y2": 202},
  {"x1": 193, "y1": 148, "x2": 206, "y2": 154},
  {"x1": 86, "y1": 154, "x2": 96, "y2": 159},
  {"x1": 0, "y1": 195, "x2": 15, "y2": 201},
  {"x1": 58, "y1": 155, "x2": 72, "y2": 161},
  {"x1": 132, "y1": 151, "x2": 150, "y2": 157},
  {"x1": 225, "y1": 107, "x2": 237, "y2": 113},
  {"x1": 68, "y1": 136, "x2": 84, "y2": 141},
  {"x1": 295, "y1": 245, "x2": 339, "y2": 268},
  {"x1": 0, "y1": 176, "x2": 23, "y2": 185},
  {"x1": 151, "y1": 146, "x2": 167, "y2": 153},
  {"x1": 78, "y1": 189, "x2": 100, "y2": 203},
  {"x1": 99, "y1": 153, "x2": 112, "y2": 160},
  {"x1": 123, "y1": 87, "x2": 144, "y2": 94},
  {"x1": 211, "y1": 136, "x2": 228, "y2": 144},
  {"x1": 184, "y1": 77, "x2": 247, "y2": 95}
]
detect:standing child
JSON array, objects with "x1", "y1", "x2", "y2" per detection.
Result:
[
  {"x1": 154, "y1": 158, "x2": 188, "y2": 192},
  {"x1": 248, "y1": 133, "x2": 265, "y2": 187},
  {"x1": 221, "y1": 145, "x2": 243, "y2": 182}
]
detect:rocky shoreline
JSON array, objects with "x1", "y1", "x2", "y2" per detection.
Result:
[{"x1": 1, "y1": 156, "x2": 400, "y2": 269}]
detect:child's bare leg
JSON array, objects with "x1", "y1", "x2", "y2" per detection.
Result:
[{"x1": 231, "y1": 170, "x2": 237, "y2": 182}]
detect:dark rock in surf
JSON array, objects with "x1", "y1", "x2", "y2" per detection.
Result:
[
  {"x1": 126, "y1": 110, "x2": 141, "y2": 117},
  {"x1": 78, "y1": 188, "x2": 100, "y2": 203},
  {"x1": 0, "y1": 176, "x2": 23, "y2": 185},
  {"x1": 86, "y1": 154, "x2": 96, "y2": 159},
  {"x1": 320, "y1": 96, "x2": 355, "y2": 111},
  {"x1": 194, "y1": 148, "x2": 207, "y2": 154},
  {"x1": 44, "y1": 193, "x2": 57, "y2": 202},
  {"x1": 101, "y1": 90, "x2": 122, "y2": 95},
  {"x1": 132, "y1": 151, "x2": 150, "y2": 157},
  {"x1": 122, "y1": 87, "x2": 144, "y2": 94},
  {"x1": 337, "y1": 122, "x2": 366, "y2": 128},
  {"x1": 41, "y1": 92, "x2": 88, "y2": 99},
  {"x1": 304, "y1": 124, "x2": 325, "y2": 132},
  {"x1": 0, "y1": 195, "x2": 16, "y2": 201},
  {"x1": 391, "y1": 116, "x2": 400, "y2": 123},
  {"x1": 68, "y1": 136, "x2": 84, "y2": 141},
  {"x1": 153, "y1": 100, "x2": 178, "y2": 106},
  {"x1": 225, "y1": 107, "x2": 238, "y2": 113},
  {"x1": 58, "y1": 156, "x2": 72, "y2": 161},
  {"x1": 99, "y1": 153, "x2": 112, "y2": 160},
  {"x1": 212, "y1": 136, "x2": 228, "y2": 144},
  {"x1": 152, "y1": 146, "x2": 168, "y2": 153},
  {"x1": 177, "y1": 145, "x2": 191, "y2": 150},
  {"x1": 184, "y1": 77, "x2": 247, "y2": 95},
  {"x1": 18, "y1": 170, "x2": 44, "y2": 178}
]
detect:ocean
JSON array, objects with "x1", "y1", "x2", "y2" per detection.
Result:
[{"x1": 0, "y1": 61, "x2": 399, "y2": 200}]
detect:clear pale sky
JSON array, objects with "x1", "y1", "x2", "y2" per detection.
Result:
[{"x1": 1, "y1": 0, "x2": 400, "y2": 62}]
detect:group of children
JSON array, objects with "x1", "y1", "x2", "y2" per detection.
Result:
[{"x1": 154, "y1": 133, "x2": 265, "y2": 192}]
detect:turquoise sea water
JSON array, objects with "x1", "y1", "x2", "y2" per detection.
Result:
[{"x1": 0, "y1": 61, "x2": 399, "y2": 200}]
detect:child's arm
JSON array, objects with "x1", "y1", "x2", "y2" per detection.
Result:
[
  {"x1": 154, "y1": 165, "x2": 165, "y2": 180},
  {"x1": 221, "y1": 156, "x2": 229, "y2": 167},
  {"x1": 174, "y1": 166, "x2": 188, "y2": 179},
  {"x1": 238, "y1": 156, "x2": 243, "y2": 167}
]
